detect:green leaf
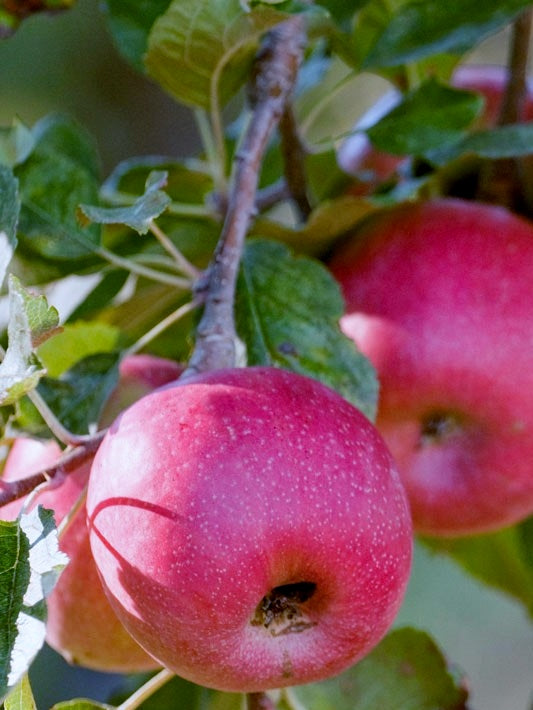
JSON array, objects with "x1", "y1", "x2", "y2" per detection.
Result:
[
  {"x1": 0, "y1": 165, "x2": 19, "y2": 288},
  {"x1": 305, "y1": 148, "x2": 354, "y2": 202},
  {"x1": 291, "y1": 627, "x2": 468, "y2": 710},
  {"x1": 145, "y1": 0, "x2": 289, "y2": 109},
  {"x1": 31, "y1": 114, "x2": 101, "y2": 181},
  {"x1": 108, "y1": 673, "x2": 242, "y2": 709},
  {"x1": 0, "y1": 507, "x2": 68, "y2": 703},
  {"x1": 428, "y1": 122, "x2": 533, "y2": 164},
  {"x1": 236, "y1": 239, "x2": 378, "y2": 420},
  {"x1": 65, "y1": 270, "x2": 130, "y2": 324},
  {"x1": 4, "y1": 673, "x2": 37, "y2": 710},
  {"x1": 37, "y1": 322, "x2": 122, "y2": 377},
  {"x1": 37, "y1": 352, "x2": 121, "y2": 435},
  {"x1": 347, "y1": 0, "x2": 458, "y2": 82},
  {"x1": 421, "y1": 518, "x2": 533, "y2": 616},
  {"x1": 11, "y1": 276, "x2": 61, "y2": 348},
  {"x1": 518, "y1": 516, "x2": 533, "y2": 568},
  {"x1": 0, "y1": 119, "x2": 35, "y2": 168},
  {"x1": 204, "y1": 690, "x2": 243, "y2": 710},
  {"x1": 101, "y1": 155, "x2": 213, "y2": 207},
  {"x1": 251, "y1": 195, "x2": 375, "y2": 255},
  {"x1": 363, "y1": 0, "x2": 533, "y2": 69},
  {"x1": 366, "y1": 79, "x2": 483, "y2": 155},
  {"x1": 0, "y1": 276, "x2": 50, "y2": 407},
  {"x1": 15, "y1": 115, "x2": 102, "y2": 260},
  {"x1": 350, "y1": 0, "x2": 411, "y2": 69},
  {"x1": 102, "y1": 0, "x2": 172, "y2": 71},
  {"x1": 315, "y1": 0, "x2": 368, "y2": 26},
  {"x1": 80, "y1": 171, "x2": 171, "y2": 234},
  {"x1": 51, "y1": 701, "x2": 111, "y2": 710}
]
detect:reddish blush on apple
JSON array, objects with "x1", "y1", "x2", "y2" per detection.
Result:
[
  {"x1": 0, "y1": 354, "x2": 182, "y2": 671},
  {"x1": 87, "y1": 366, "x2": 412, "y2": 692},
  {"x1": 330, "y1": 198, "x2": 533, "y2": 536}
]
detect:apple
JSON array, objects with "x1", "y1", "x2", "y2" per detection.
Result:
[
  {"x1": 86, "y1": 366, "x2": 412, "y2": 692},
  {"x1": 339, "y1": 64, "x2": 533, "y2": 196},
  {"x1": 0, "y1": 353, "x2": 182, "y2": 672},
  {"x1": 329, "y1": 197, "x2": 533, "y2": 537}
]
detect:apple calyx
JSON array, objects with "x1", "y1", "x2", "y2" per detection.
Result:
[
  {"x1": 419, "y1": 412, "x2": 462, "y2": 446},
  {"x1": 252, "y1": 581, "x2": 317, "y2": 636}
]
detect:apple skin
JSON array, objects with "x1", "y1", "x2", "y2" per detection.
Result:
[
  {"x1": 86, "y1": 366, "x2": 412, "y2": 692},
  {"x1": 339, "y1": 64, "x2": 533, "y2": 196},
  {"x1": 329, "y1": 198, "x2": 533, "y2": 537},
  {"x1": 0, "y1": 353, "x2": 182, "y2": 672}
]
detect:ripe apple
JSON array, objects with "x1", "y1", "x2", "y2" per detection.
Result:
[
  {"x1": 339, "y1": 64, "x2": 533, "y2": 196},
  {"x1": 0, "y1": 353, "x2": 182, "y2": 671},
  {"x1": 86, "y1": 366, "x2": 412, "y2": 692},
  {"x1": 329, "y1": 197, "x2": 533, "y2": 536}
]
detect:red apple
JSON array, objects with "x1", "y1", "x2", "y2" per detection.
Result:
[
  {"x1": 339, "y1": 64, "x2": 533, "y2": 196},
  {"x1": 329, "y1": 198, "x2": 533, "y2": 536},
  {"x1": 0, "y1": 353, "x2": 182, "y2": 671},
  {"x1": 86, "y1": 366, "x2": 412, "y2": 692}
]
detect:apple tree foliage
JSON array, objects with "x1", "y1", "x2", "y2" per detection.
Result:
[{"x1": 1, "y1": 0, "x2": 533, "y2": 707}]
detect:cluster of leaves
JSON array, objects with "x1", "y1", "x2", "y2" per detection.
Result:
[{"x1": 1, "y1": 0, "x2": 533, "y2": 708}]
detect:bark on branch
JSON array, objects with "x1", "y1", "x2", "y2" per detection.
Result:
[
  {"x1": 0, "y1": 431, "x2": 105, "y2": 507},
  {"x1": 183, "y1": 16, "x2": 306, "y2": 377}
]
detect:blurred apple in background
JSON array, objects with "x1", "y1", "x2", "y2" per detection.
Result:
[{"x1": 330, "y1": 197, "x2": 533, "y2": 536}]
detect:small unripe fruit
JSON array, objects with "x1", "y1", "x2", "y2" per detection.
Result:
[
  {"x1": 330, "y1": 198, "x2": 533, "y2": 536},
  {"x1": 87, "y1": 366, "x2": 412, "y2": 692}
]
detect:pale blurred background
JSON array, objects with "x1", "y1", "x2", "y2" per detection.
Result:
[{"x1": 1, "y1": 2, "x2": 533, "y2": 708}]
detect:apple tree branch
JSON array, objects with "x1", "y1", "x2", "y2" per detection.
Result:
[{"x1": 182, "y1": 15, "x2": 307, "y2": 377}]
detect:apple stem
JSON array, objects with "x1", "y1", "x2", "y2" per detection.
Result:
[
  {"x1": 0, "y1": 432, "x2": 105, "y2": 508},
  {"x1": 247, "y1": 692, "x2": 277, "y2": 710},
  {"x1": 27, "y1": 387, "x2": 98, "y2": 447},
  {"x1": 95, "y1": 244, "x2": 192, "y2": 289},
  {"x1": 56, "y1": 483, "x2": 88, "y2": 540},
  {"x1": 476, "y1": 8, "x2": 533, "y2": 210},
  {"x1": 279, "y1": 103, "x2": 312, "y2": 220},
  {"x1": 182, "y1": 16, "x2": 306, "y2": 377},
  {"x1": 124, "y1": 299, "x2": 200, "y2": 357},
  {"x1": 148, "y1": 220, "x2": 203, "y2": 280},
  {"x1": 194, "y1": 107, "x2": 228, "y2": 198},
  {"x1": 116, "y1": 668, "x2": 175, "y2": 710}
]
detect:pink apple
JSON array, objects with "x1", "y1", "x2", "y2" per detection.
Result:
[
  {"x1": 329, "y1": 198, "x2": 533, "y2": 536},
  {"x1": 339, "y1": 64, "x2": 533, "y2": 196},
  {"x1": 0, "y1": 353, "x2": 182, "y2": 671},
  {"x1": 86, "y1": 366, "x2": 412, "y2": 692}
]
